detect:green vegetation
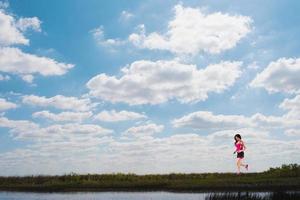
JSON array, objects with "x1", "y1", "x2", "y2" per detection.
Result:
[
  {"x1": 0, "y1": 164, "x2": 299, "y2": 192},
  {"x1": 206, "y1": 191, "x2": 300, "y2": 200}
]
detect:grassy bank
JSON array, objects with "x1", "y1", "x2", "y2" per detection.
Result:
[
  {"x1": 206, "y1": 191, "x2": 300, "y2": 200},
  {"x1": 0, "y1": 164, "x2": 299, "y2": 192}
]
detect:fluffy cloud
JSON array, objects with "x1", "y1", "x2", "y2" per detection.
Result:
[
  {"x1": 129, "y1": 4, "x2": 252, "y2": 55},
  {"x1": 90, "y1": 26, "x2": 125, "y2": 47},
  {"x1": 94, "y1": 110, "x2": 146, "y2": 122},
  {"x1": 250, "y1": 113, "x2": 296, "y2": 129},
  {"x1": 172, "y1": 111, "x2": 251, "y2": 130},
  {"x1": 172, "y1": 111, "x2": 300, "y2": 131},
  {"x1": 33, "y1": 123, "x2": 112, "y2": 140},
  {"x1": 87, "y1": 60, "x2": 242, "y2": 105},
  {"x1": 0, "y1": 98, "x2": 17, "y2": 111},
  {"x1": 250, "y1": 58, "x2": 300, "y2": 94},
  {"x1": 20, "y1": 74, "x2": 34, "y2": 83},
  {"x1": 0, "y1": 10, "x2": 41, "y2": 46},
  {"x1": 32, "y1": 110, "x2": 93, "y2": 122},
  {"x1": 0, "y1": 117, "x2": 39, "y2": 135},
  {"x1": 122, "y1": 123, "x2": 164, "y2": 138},
  {"x1": 22, "y1": 95, "x2": 93, "y2": 111},
  {"x1": 0, "y1": 47, "x2": 74, "y2": 82},
  {"x1": 16, "y1": 17, "x2": 41, "y2": 32},
  {"x1": 0, "y1": 10, "x2": 28, "y2": 46},
  {"x1": 280, "y1": 95, "x2": 300, "y2": 120},
  {"x1": 0, "y1": 9, "x2": 73, "y2": 83},
  {"x1": 0, "y1": 115, "x2": 114, "y2": 175},
  {"x1": 0, "y1": 116, "x2": 112, "y2": 140}
]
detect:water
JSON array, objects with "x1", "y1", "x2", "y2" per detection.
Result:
[
  {"x1": 0, "y1": 191, "x2": 299, "y2": 200},
  {"x1": 0, "y1": 192, "x2": 207, "y2": 200}
]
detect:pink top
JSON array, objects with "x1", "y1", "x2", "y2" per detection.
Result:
[{"x1": 235, "y1": 142, "x2": 244, "y2": 152}]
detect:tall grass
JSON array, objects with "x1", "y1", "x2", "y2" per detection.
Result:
[{"x1": 206, "y1": 191, "x2": 300, "y2": 200}]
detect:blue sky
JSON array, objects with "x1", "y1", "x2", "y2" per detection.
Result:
[{"x1": 0, "y1": 0, "x2": 300, "y2": 175}]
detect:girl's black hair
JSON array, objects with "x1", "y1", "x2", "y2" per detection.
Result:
[{"x1": 234, "y1": 134, "x2": 242, "y2": 144}]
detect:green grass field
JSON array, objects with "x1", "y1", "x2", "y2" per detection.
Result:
[{"x1": 0, "y1": 164, "x2": 299, "y2": 192}]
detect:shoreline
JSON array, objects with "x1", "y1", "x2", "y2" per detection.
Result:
[
  {"x1": 0, "y1": 190, "x2": 299, "y2": 193},
  {"x1": 0, "y1": 185, "x2": 300, "y2": 193}
]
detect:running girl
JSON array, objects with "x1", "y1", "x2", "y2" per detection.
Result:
[{"x1": 234, "y1": 134, "x2": 248, "y2": 175}]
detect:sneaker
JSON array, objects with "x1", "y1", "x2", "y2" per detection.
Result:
[{"x1": 245, "y1": 164, "x2": 249, "y2": 170}]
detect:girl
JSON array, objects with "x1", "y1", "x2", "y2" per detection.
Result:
[{"x1": 234, "y1": 134, "x2": 248, "y2": 175}]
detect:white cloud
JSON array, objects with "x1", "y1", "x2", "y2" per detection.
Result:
[
  {"x1": 35, "y1": 123, "x2": 112, "y2": 139},
  {"x1": 0, "y1": 10, "x2": 28, "y2": 46},
  {"x1": 172, "y1": 111, "x2": 252, "y2": 130},
  {"x1": 250, "y1": 58, "x2": 300, "y2": 94},
  {"x1": 94, "y1": 110, "x2": 146, "y2": 122},
  {"x1": 0, "y1": 47, "x2": 74, "y2": 81},
  {"x1": 0, "y1": 10, "x2": 72, "y2": 83},
  {"x1": 172, "y1": 111, "x2": 300, "y2": 131},
  {"x1": 90, "y1": 26, "x2": 125, "y2": 47},
  {"x1": 0, "y1": 98, "x2": 17, "y2": 111},
  {"x1": 32, "y1": 110, "x2": 93, "y2": 122},
  {"x1": 171, "y1": 92, "x2": 300, "y2": 135},
  {"x1": 16, "y1": 17, "x2": 41, "y2": 32},
  {"x1": 87, "y1": 60, "x2": 242, "y2": 105},
  {"x1": 0, "y1": 116, "x2": 39, "y2": 135},
  {"x1": 21, "y1": 74, "x2": 34, "y2": 83},
  {"x1": 89, "y1": 11, "x2": 134, "y2": 52},
  {"x1": 251, "y1": 113, "x2": 295, "y2": 129},
  {"x1": 0, "y1": 116, "x2": 112, "y2": 141},
  {"x1": 0, "y1": 10, "x2": 41, "y2": 46},
  {"x1": 22, "y1": 95, "x2": 93, "y2": 112},
  {"x1": 129, "y1": 4, "x2": 252, "y2": 55},
  {"x1": 280, "y1": 94, "x2": 300, "y2": 120},
  {"x1": 0, "y1": 116, "x2": 114, "y2": 175},
  {"x1": 120, "y1": 10, "x2": 134, "y2": 21},
  {"x1": 285, "y1": 129, "x2": 300, "y2": 137},
  {"x1": 0, "y1": 74, "x2": 9, "y2": 80},
  {"x1": 207, "y1": 128, "x2": 270, "y2": 142},
  {"x1": 122, "y1": 123, "x2": 164, "y2": 138}
]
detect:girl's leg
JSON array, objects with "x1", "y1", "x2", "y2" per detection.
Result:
[
  {"x1": 236, "y1": 158, "x2": 241, "y2": 174},
  {"x1": 239, "y1": 159, "x2": 248, "y2": 170}
]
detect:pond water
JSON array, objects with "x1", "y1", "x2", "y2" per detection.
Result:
[{"x1": 0, "y1": 191, "x2": 299, "y2": 200}]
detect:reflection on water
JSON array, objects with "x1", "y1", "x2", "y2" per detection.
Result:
[{"x1": 0, "y1": 191, "x2": 299, "y2": 200}]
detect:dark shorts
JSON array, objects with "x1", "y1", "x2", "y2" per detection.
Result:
[{"x1": 237, "y1": 151, "x2": 244, "y2": 158}]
